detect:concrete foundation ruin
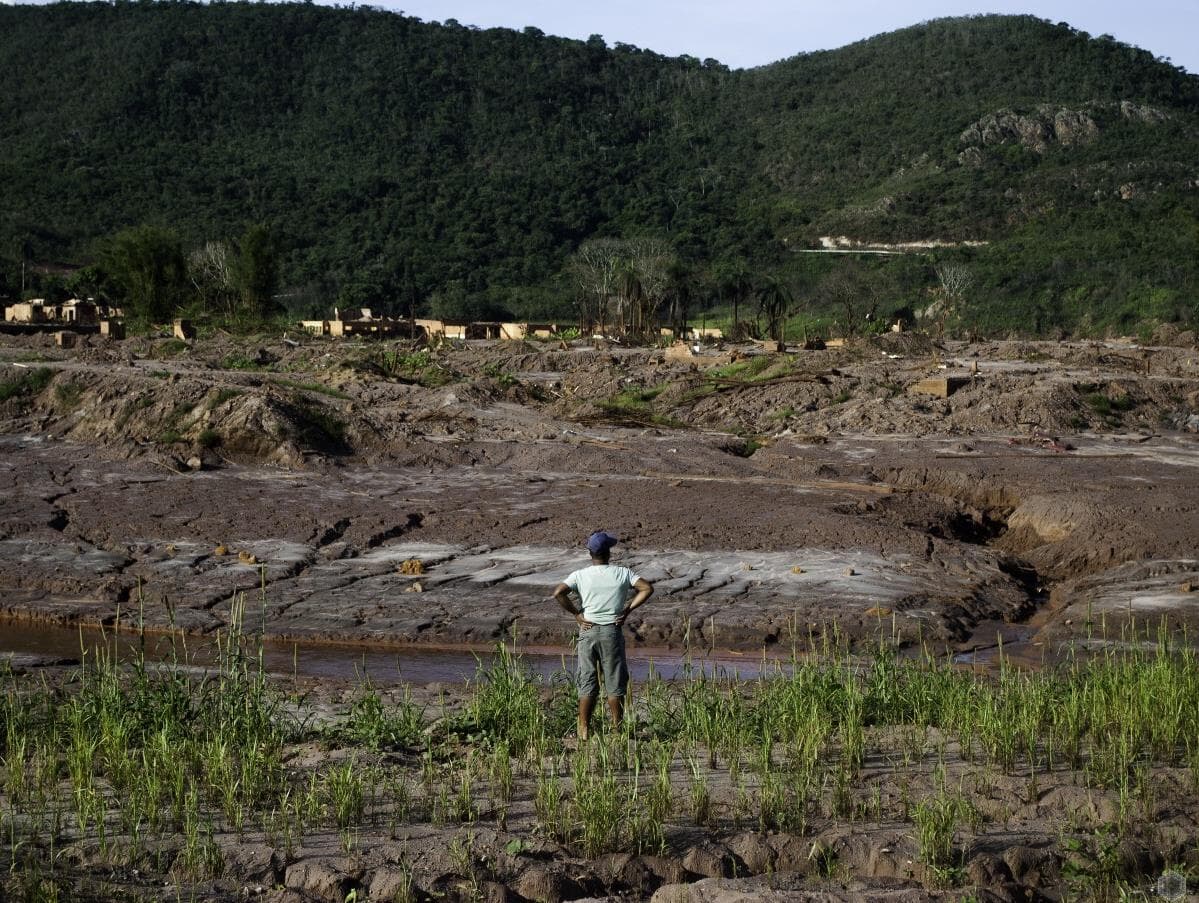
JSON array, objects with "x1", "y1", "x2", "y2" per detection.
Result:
[{"x1": 4, "y1": 298, "x2": 118, "y2": 326}]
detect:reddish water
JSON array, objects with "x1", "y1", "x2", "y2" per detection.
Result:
[{"x1": 0, "y1": 620, "x2": 785, "y2": 684}]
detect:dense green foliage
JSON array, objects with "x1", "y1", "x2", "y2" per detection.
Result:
[{"x1": 0, "y1": 3, "x2": 1195, "y2": 334}]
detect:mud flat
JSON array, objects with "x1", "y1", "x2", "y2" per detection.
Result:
[
  {"x1": 2, "y1": 332, "x2": 1199, "y2": 900},
  {"x1": 1, "y1": 425, "x2": 1197, "y2": 658}
]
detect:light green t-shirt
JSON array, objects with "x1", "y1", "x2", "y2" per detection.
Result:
[{"x1": 563, "y1": 564, "x2": 642, "y2": 625}]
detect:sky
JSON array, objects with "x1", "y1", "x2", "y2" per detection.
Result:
[{"x1": 371, "y1": 0, "x2": 1198, "y2": 74}]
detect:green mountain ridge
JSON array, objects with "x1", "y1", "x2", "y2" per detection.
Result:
[{"x1": 0, "y1": 3, "x2": 1196, "y2": 334}]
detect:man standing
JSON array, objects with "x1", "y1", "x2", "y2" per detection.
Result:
[{"x1": 552, "y1": 531, "x2": 654, "y2": 740}]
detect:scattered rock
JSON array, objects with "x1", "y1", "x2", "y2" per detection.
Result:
[
  {"x1": 966, "y1": 852, "x2": 1014, "y2": 888},
  {"x1": 283, "y1": 858, "x2": 359, "y2": 900},
  {"x1": 1002, "y1": 845, "x2": 1059, "y2": 887},
  {"x1": 681, "y1": 841, "x2": 739, "y2": 879},
  {"x1": 400, "y1": 558, "x2": 425, "y2": 575},
  {"x1": 725, "y1": 832, "x2": 775, "y2": 875},
  {"x1": 510, "y1": 862, "x2": 585, "y2": 903}
]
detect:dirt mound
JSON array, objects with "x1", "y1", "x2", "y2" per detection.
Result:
[
  {"x1": 4, "y1": 332, "x2": 1199, "y2": 661},
  {"x1": 6, "y1": 334, "x2": 1199, "y2": 468}
]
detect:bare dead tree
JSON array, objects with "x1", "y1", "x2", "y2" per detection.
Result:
[
  {"x1": 625, "y1": 237, "x2": 676, "y2": 339},
  {"x1": 570, "y1": 237, "x2": 677, "y2": 339},
  {"x1": 933, "y1": 263, "x2": 974, "y2": 337},
  {"x1": 936, "y1": 263, "x2": 974, "y2": 303},
  {"x1": 188, "y1": 241, "x2": 236, "y2": 319},
  {"x1": 568, "y1": 238, "x2": 622, "y2": 333},
  {"x1": 818, "y1": 268, "x2": 879, "y2": 338}
]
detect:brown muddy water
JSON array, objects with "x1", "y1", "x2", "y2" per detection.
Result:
[{"x1": 0, "y1": 620, "x2": 792, "y2": 683}]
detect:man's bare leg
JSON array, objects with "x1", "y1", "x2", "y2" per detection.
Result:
[
  {"x1": 607, "y1": 696, "x2": 623, "y2": 729},
  {"x1": 578, "y1": 696, "x2": 596, "y2": 740}
]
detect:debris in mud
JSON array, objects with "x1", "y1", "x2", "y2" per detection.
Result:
[
  {"x1": 5, "y1": 316, "x2": 1199, "y2": 900},
  {"x1": 3, "y1": 332, "x2": 1199, "y2": 656}
]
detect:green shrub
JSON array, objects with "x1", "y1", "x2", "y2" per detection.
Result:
[
  {"x1": 0, "y1": 367, "x2": 53, "y2": 403},
  {"x1": 219, "y1": 354, "x2": 262, "y2": 371},
  {"x1": 371, "y1": 349, "x2": 455, "y2": 387},
  {"x1": 709, "y1": 355, "x2": 774, "y2": 381},
  {"x1": 596, "y1": 384, "x2": 680, "y2": 427},
  {"x1": 53, "y1": 381, "x2": 84, "y2": 409},
  {"x1": 483, "y1": 361, "x2": 517, "y2": 387},
  {"x1": 1083, "y1": 392, "x2": 1135, "y2": 416},
  {"x1": 339, "y1": 682, "x2": 425, "y2": 750},
  {"x1": 208, "y1": 388, "x2": 243, "y2": 409}
]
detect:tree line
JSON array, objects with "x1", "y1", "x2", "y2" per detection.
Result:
[{"x1": 0, "y1": 3, "x2": 1196, "y2": 336}]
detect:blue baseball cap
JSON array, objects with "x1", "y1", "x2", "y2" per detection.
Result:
[{"x1": 586, "y1": 531, "x2": 619, "y2": 555}]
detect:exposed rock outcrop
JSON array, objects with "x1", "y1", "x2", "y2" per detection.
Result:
[
  {"x1": 959, "y1": 100, "x2": 1169, "y2": 155},
  {"x1": 959, "y1": 105, "x2": 1098, "y2": 153}
]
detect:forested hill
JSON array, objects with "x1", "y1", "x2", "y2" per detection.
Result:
[{"x1": 1, "y1": 3, "x2": 1196, "y2": 334}]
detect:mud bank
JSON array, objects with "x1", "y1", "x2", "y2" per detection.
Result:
[
  {"x1": 5, "y1": 334, "x2": 1199, "y2": 902},
  {"x1": 1, "y1": 425, "x2": 1198, "y2": 657},
  {"x1": 3, "y1": 332, "x2": 1199, "y2": 653}
]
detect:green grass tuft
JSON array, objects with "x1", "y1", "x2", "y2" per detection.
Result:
[{"x1": 0, "y1": 366, "x2": 53, "y2": 403}]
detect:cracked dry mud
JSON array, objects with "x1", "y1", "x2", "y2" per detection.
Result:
[
  {"x1": 1, "y1": 330, "x2": 1198, "y2": 655},
  {"x1": 2, "y1": 422, "x2": 1197, "y2": 658},
  {"x1": 2, "y1": 330, "x2": 1199, "y2": 901}
]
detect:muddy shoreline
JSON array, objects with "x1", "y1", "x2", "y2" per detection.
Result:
[
  {"x1": 1, "y1": 423, "x2": 1197, "y2": 661},
  {"x1": 3, "y1": 331, "x2": 1199, "y2": 900},
  {"x1": 4, "y1": 622, "x2": 1198, "y2": 903}
]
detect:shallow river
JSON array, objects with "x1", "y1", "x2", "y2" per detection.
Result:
[{"x1": 0, "y1": 620, "x2": 791, "y2": 683}]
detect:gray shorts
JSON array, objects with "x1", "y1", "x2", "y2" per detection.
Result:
[{"x1": 576, "y1": 624, "x2": 629, "y2": 699}]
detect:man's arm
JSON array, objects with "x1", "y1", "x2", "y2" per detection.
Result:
[
  {"x1": 615, "y1": 578, "x2": 653, "y2": 625},
  {"x1": 553, "y1": 582, "x2": 594, "y2": 629}
]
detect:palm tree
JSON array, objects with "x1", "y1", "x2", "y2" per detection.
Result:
[
  {"x1": 756, "y1": 274, "x2": 792, "y2": 343},
  {"x1": 715, "y1": 259, "x2": 753, "y2": 339}
]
